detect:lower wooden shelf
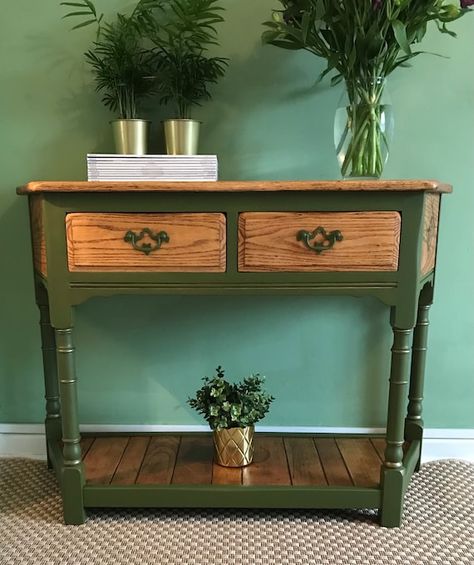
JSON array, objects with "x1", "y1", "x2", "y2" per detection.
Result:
[{"x1": 79, "y1": 433, "x2": 386, "y2": 489}]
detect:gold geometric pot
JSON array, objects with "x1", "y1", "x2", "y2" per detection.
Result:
[
  {"x1": 163, "y1": 119, "x2": 201, "y2": 155},
  {"x1": 213, "y1": 425, "x2": 254, "y2": 468},
  {"x1": 110, "y1": 119, "x2": 150, "y2": 155}
]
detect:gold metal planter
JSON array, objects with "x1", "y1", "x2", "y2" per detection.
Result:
[
  {"x1": 213, "y1": 426, "x2": 254, "y2": 467},
  {"x1": 163, "y1": 119, "x2": 201, "y2": 155},
  {"x1": 111, "y1": 119, "x2": 150, "y2": 155}
]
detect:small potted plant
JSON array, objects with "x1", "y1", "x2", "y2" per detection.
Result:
[
  {"x1": 188, "y1": 366, "x2": 274, "y2": 467},
  {"x1": 61, "y1": 0, "x2": 158, "y2": 154},
  {"x1": 147, "y1": 0, "x2": 228, "y2": 155}
]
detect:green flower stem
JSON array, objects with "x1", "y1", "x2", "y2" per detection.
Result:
[
  {"x1": 341, "y1": 110, "x2": 371, "y2": 177},
  {"x1": 340, "y1": 79, "x2": 387, "y2": 178},
  {"x1": 370, "y1": 109, "x2": 378, "y2": 175}
]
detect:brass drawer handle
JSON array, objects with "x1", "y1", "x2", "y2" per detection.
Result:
[
  {"x1": 124, "y1": 228, "x2": 170, "y2": 255},
  {"x1": 297, "y1": 227, "x2": 343, "y2": 255}
]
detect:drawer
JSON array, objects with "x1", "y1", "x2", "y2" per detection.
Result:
[
  {"x1": 66, "y1": 213, "x2": 226, "y2": 272},
  {"x1": 238, "y1": 212, "x2": 401, "y2": 272}
]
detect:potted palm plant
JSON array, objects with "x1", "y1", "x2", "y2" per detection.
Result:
[
  {"x1": 147, "y1": 0, "x2": 228, "y2": 155},
  {"x1": 188, "y1": 366, "x2": 274, "y2": 467},
  {"x1": 61, "y1": 0, "x2": 159, "y2": 154}
]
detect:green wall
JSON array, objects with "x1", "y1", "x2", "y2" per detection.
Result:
[{"x1": 1, "y1": 0, "x2": 473, "y2": 428}]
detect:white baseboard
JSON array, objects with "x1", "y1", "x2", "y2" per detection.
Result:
[{"x1": 1, "y1": 424, "x2": 473, "y2": 463}]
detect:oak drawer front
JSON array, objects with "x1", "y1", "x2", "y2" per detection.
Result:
[
  {"x1": 239, "y1": 212, "x2": 401, "y2": 272},
  {"x1": 66, "y1": 213, "x2": 226, "y2": 272}
]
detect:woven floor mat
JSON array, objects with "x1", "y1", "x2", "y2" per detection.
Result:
[{"x1": 0, "y1": 458, "x2": 473, "y2": 565}]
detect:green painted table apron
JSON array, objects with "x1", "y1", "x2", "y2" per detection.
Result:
[{"x1": 17, "y1": 179, "x2": 451, "y2": 527}]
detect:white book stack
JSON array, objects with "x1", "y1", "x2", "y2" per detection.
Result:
[{"x1": 87, "y1": 154, "x2": 218, "y2": 182}]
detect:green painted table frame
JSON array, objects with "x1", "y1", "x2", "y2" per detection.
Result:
[{"x1": 20, "y1": 181, "x2": 449, "y2": 527}]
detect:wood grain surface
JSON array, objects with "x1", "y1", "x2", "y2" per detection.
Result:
[
  {"x1": 29, "y1": 195, "x2": 47, "y2": 277},
  {"x1": 83, "y1": 437, "x2": 129, "y2": 485},
  {"x1": 239, "y1": 211, "x2": 401, "y2": 272},
  {"x1": 370, "y1": 438, "x2": 386, "y2": 462},
  {"x1": 136, "y1": 436, "x2": 180, "y2": 485},
  {"x1": 171, "y1": 435, "x2": 214, "y2": 485},
  {"x1": 18, "y1": 179, "x2": 452, "y2": 194},
  {"x1": 284, "y1": 436, "x2": 327, "y2": 486},
  {"x1": 420, "y1": 193, "x2": 440, "y2": 276},
  {"x1": 336, "y1": 438, "x2": 382, "y2": 487},
  {"x1": 242, "y1": 436, "x2": 291, "y2": 486},
  {"x1": 112, "y1": 436, "x2": 150, "y2": 485},
  {"x1": 79, "y1": 434, "x2": 390, "y2": 488},
  {"x1": 212, "y1": 462, "x2": 243, "y2": 485},
  {"x1": 66, "y1": 212, "x2": 226, "y2": 272},
  {"x1": 313, "y1": 438, "x2": 353, "y2": 486}
]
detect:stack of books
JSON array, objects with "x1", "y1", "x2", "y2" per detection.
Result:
[{"x1": 87, "y1": 154, "x2": 218, "y2": 182}]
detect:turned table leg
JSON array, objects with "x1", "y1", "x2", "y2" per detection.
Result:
[
  {"x1": 55, "y1": 327, "x2": 86, "y2": 525},
  {"x1": 405, "y1": 295, "x2": 432, "y2": 471},
  {"x1": 38, "y1": 303, "x2": 61, "y2": 469},
  {"x1": 380, "y1": 324, "x2": 413, "y2": 528}
]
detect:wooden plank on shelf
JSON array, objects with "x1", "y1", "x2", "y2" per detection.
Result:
[
  {"x1": 283, "y1": 436, "x2": 327, "y2": 486},
  {"x1": 242, "y1": 436, "x2": 291, "y2": 486},
  {"x1": 136, "y1": 435, "x2": 180, "y2": 485},
  {"x1": 172, "y1": 435, "x2": 214, "y2": 485},
  {"x1": 314, "y1": 438, "x2": 353, "y2": 486},
  {"x1": 80, "y1": 434, "x2": 389, "y2": 490},
  {"x1": 336, "y1": 438, "x2": 382, "y2": 488},
  {"x1": 111, "y1": 436, "x2": 150, "y2": 485},
  {"x1": 80, "y1": 437, "x2": 95, "y2": 458},
  {"x1": 370, "y1": 438, "x2": 386, "y2": 462},
  {"x1": 84, "y1": 437, "x2": 129, "y2": 485},
  {"x1": 212, "y1": 463, "x2": 242, "y2": 485}
]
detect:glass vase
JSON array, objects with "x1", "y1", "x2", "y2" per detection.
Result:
[{"x1": 334, "y1": 77, "x2": 394, "y2": 179}]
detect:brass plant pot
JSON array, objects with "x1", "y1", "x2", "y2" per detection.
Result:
[
  {"x1": 213, "y1": 426, "x2": 255, "y2": 468},
  {"x1": 163, "y1": 119, "x2": 201, "y2": 155},
  {"x1": 110, "y1": 119, "x2": 150, "y2": 155}
]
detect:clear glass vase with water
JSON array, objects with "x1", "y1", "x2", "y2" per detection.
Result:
[{"x1": 334, "y1": 77, "x2": 394, "y2": 179}]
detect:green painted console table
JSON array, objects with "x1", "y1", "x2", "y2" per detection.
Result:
[{"x1": 18, "y1": 179, "x2": 451, "y2": 527}]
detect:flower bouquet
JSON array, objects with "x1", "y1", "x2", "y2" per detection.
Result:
[{"x1": 263, "y1": 0, "x2": 473, "y2": 178}]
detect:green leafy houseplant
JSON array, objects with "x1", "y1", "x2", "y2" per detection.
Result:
[
  {"x1": 263, "y1": 0, "x2": 473, "y2": 178},
  {"x1": 147, "y1": 0, "x2": 228, "y2": 119},
  {"x1": 188, "y1": 366, "x2": 274, "y2": 431},
  {"x1": 61, "y1": 0, "x2": 159, "y2": 119}
]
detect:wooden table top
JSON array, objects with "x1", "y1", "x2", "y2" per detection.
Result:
[{"x1": 17, "y1": 179, "x2": 452, "y2": 194}]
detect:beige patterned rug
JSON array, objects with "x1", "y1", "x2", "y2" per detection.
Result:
[{"x1": 0, "y1": 458, "x2": 473, "y2": 565}]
